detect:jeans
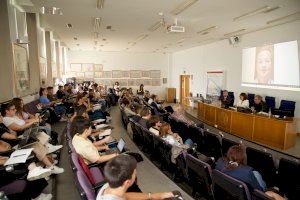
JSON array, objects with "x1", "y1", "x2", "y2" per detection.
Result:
[
  {"x1": 54, "y1": 105, "x2": 67, "y2": 115},
  {"x1": 184, "y1": 138, "x2": 193, "y2": 147},
  {"x1": 97, "y1": 99, "x2": 107, "y2": 112},
  {"x1": 253, "y1": 171, "x2": 267, "y2": 191},
  {"x1": 38, "y1": 126, "x2": 51, "y2": 136}
]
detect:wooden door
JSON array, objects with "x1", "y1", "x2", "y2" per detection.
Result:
[{"x1": 180, "y1": 75, "x2": 190, "y2": 107}]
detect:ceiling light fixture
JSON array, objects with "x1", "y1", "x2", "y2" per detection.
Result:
[
  {"x1": 73, "y1": 37, "x2": 78, "y2": 40},
  {"x1": 66, "y1": 23, "x2": 72, "y2": 28},
  {"x1": 40, "y1": 6, "x2": 63, "y2": 15},
  {"x1": 170, "y1": 0, "x2": 198, "y2": 15},
  {"x1": 263, "y1": 6, "x2": 282, "y2": 13},
  {"x1": 266, "y1": 12, "x2": 300, "y2": 25},
  {"x1": 96, "y1": 0, "x2": 104, "y2": 9},
  {"x1": 135, "y1": 34, "x2": 148, "y2": 42},
  {"x1": 233, "y1": 6, "x2": 274, "y2": 21},
  {"x1": 148, "y1": 19, "x2": 165, "y2": 31},
  {"x1": 224, "y1": 29, "x2": 246, "y2": 37},
  {"x1": 197, "y1": 26, "x2": 218, "y2": 35}
]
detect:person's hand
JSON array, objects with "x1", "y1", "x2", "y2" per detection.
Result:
[{"x1": 102, "y1": 136, "x2": 112, "y2": 143}]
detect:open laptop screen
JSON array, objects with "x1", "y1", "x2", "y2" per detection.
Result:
[{"x1": 117, "y1": 138, "x2": 125, "y2": 152}]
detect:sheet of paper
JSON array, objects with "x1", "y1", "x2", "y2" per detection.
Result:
[
  {"x1": 5, "y1": 148, "x2": 34, "y2": 166},
  {"x1": 95, "y1": 124, "x2": 108, "y2": 130},
  {"x1": 98, "y1": 129, "x2": 112, "y2": 138}
]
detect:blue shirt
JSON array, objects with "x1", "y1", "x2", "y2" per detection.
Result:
[{"x1": 40, "y1": 96, "x2": 50, "y2": 105}]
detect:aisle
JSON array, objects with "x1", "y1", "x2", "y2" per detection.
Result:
[
  {"x1": 55, "y1": 106, "x2": 193, "y2": 200},
  {"x1": 109, "y1": 106, "x2": 194, "y2": 200}
]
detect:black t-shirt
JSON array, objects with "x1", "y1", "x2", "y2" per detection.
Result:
[
  {"x1": 0, "y1": 123, "x2": 9, "y2": 138},
  {"x1": 56, "y1": 90, "x2": 66, "y2": 99}
]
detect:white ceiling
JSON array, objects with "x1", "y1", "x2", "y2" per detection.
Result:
[{"x1": 18, "y1": 0, "x2": 300, "y2": 53}]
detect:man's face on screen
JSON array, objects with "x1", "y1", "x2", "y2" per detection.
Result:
[{"x1": 256, "y1": 50, "x2": 272, "y2": 81}]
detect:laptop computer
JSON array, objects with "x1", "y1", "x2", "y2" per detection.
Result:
[
  {"x1": 18, "y1": 126, "x2": 39, "y2": 148},
  {"x1": 105, "y1": 138, "x2": 126, "y2": 154}
]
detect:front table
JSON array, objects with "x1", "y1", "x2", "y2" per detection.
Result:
[{"x1": 197, "y1": 102, "x2": 297, "y2": 150}]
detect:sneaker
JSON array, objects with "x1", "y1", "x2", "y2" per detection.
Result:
[
  {"x1": 34, "y1": 193, "x2": 52, "y2": 200},
  {"x1": 46, "y1": 143, "x2": 63, "y2": 154},
  {"x1": 49, "y1": 165, "x2": 64, "y2": 174},
  {"x1": 27, "y1": 167, "x2": 51, "y2": 181}
]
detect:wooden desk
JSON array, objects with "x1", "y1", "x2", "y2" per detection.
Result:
[{"x1": 197, "y1": 102, "x2": 297, "y2": 150}]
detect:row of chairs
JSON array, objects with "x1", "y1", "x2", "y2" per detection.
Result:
[
  {"x1": 120, "y1": 106, "x2": 300, "y2": 200},
  {"x1": 66, "y1": 124, "x2": 106, "y2": 200}
]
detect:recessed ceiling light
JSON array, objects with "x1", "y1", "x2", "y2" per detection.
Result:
[
  {"x1": 100, "y1": 44, "x2": 104, "y2": 47},
  {"x1": 106, "y1": 26, "x2": 112, "y2": 30},
  {"x1": 158, "y1": 12, "x2": 164, "y2": 16},
  {"x1": 66, "y1": 23, "x2": 72, "y2": 28},
  {"x1": 73, "y1": 37, "x2": 78, "y2": 40},
  {"x1": 76, "y1": 44, "x2": 80, "y2": 46},
  {"x1": 102, "y1": 38, "x2": 107, "y2": 41}
]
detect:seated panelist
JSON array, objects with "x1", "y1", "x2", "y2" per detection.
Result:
[
  {"x1": 252, "y1": 95, "x2": 268, "y2": 113},
  {"x1": 236, "y1": 93, "x2": 249, "y2": 108},
  {"x1": 219, "y1": 90, "x2": 233, "y2": 108}
]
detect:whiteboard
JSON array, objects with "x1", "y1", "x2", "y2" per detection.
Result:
[{"x1": 206, "y1": 71, "x2": 225, "y2": 96}]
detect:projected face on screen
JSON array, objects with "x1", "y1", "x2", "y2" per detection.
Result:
[{"x1": 255, "y1": 45, "x2": 274, "y2": 84}]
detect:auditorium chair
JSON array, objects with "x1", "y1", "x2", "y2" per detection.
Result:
[
  {"x1": 141, "y1": 128, "x2": 154, "y2": 154},
  {"x1": 168, "y1": 117, "x2": 180, "y2": 133},
  {"x1": 187, "y1": 125, "x2": 204, "y2": 152},
  {"x1": 201, "y1": 131, "x2": 222, "y2": 160},
  {"x1": 252, "y1": 189, "x2": 273, "y2": 200},
  {"x1": 246, "y1": 147, "x2": 277, "y2": 187},
  {"x1": 76, "y1": 170, "x2": 100, "y2": 200},
  {"x1": 130, "y1": 120, "x2": 140, "y2": 145},
  {"x1": 277, "y1": 158, "x2": 300, "y2": 199},
  {"x1": 265, "y1": 96, "x2": 276, "y2": 110},
  {"x1": 212, "y1": 169, "x2": 251, "y2": 200},
  {"x1": 279, "y1": 100, "x2": 296, "y2": 117},
  {"x1": 186, "y1": 154, "x2": 214, "y2": 200},
  {"x1": 248, "y1": 93, "x2": 255, "y2": 107},
  {"x1": 134, "y1": 123, "x2": 145, "y2": 148},
  {"x1": 221, "y1": 137, "x2": 240, "y2": 157},
  {"x1": 68, "y1": 140, "x2": 75, "y2": 154},
  {"x1": 175, "y1": 121, "x2": 190, "y2": 142}
]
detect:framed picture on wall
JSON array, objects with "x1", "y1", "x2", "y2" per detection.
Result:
[
  {"x1": 152, "y1": 79, "x2": 161, "y2": 86},
  {"x1": 94, "y1": 72, "x2": 103, "y2": 78},
  {"x1": 130, "y1": 70, "x2": 142, "y2": 78},
  {"x1": 94, "y1": 64, "x2": 103, "y2": 71},
  {"x1": 12, "y1": 43, "x2": 30, "y2": 96},
  {"x1": 123, "y1": 71, "x2": 130, "y2": 78},
  {"x1": 70, "y1": 63, "x2": 82, "y2": 72},
  {"x1": 102, "y1": 71, "x2": 112, "y2": 78},
  {"x1": 77, "y1": 72, "x2": 84, "y2": 78},
  {"x1": 84, "y1": 72, "x2": 94, "y2": 78},
  {"x1": 141, "y1": 71, "x2": 151, "y2": 78},
  {"x1": 112, "y1": 70, "x2": 123, "y2": 78},
  {"x1": 82, "y1": 63, "x2": 94, "y2": 72},
  {"x1": 128, "y1": 79, "x2": 136, "y2": 86},
  {"x1": 150, "y1": 70, "x2": 161, "y2": 78}
]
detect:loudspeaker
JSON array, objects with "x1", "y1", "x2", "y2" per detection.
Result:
[{"x1": 229, "y1": 36, "x2": 239, "y2": 45}]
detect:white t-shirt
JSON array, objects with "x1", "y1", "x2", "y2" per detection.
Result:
[
  {"x1": 96, "y1": 183, "x2": 124, "y2": 200},
  {"x1": 3, "y1": 116, "x2": 25, "y2": 127},
  {"x1": 237, "y1": 100, "x2": 250, "y2": 108},
  {"x1": 149, "y1": 127, "x2": 159, "y2": 136}
]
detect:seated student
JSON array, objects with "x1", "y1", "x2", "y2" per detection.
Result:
[
  {"x1": 39, "y1": 88, "x2": 67, "y2": 120},
  {"x1": 215, "y1": 145, "x2": 266, "y2": 191},
  {"x1": 236, "y1": 93, "x2": 249, "y2": 108},
  {"x1": 252, "y1": 95, "x2": 268, "y2": 113},
  {"x1": 148, "y1": 116, "x2": 161, "y2": 136},
  {"x1": 143, "y1": 90, "x2": 150, "y2": 103},
  {"x1": 171, "y1": 104, "x2": 197, "y2": 126},
  {"x1": 0, "y1": 156, "x2": 52, "y2": 200},
  {"x1": 56, "y1": 85, "x2": 66, "y2": 100},
  {"x1": 47, "y1": 86, "x2": 57, "y2": 102},
  {"x1": 121, "y1": 98, "x2": 136, "y2": 117},
  {"x1": 219, "y1": 90, "x2": 233, "y2": 108},
  {"x1": 137, "y1": 107, "x2": 151, "y2": 129},
  {"x1": 159, "y1": 123, "x2": 193, "y2": 148},
  {"x1": 130, "y1": 105, "x2": 142, "y2": 123},
  {"x1": 96, "y1": 155, "x2": 176, "y2": 200},
  {"x1": 11, "y1": 98, "x2": 52, "y2": 136},
  {"x1": 71, "y1": 117, "x2": 117, "y2": 164},
  {"x1": 1, "y1": 105, "x2": 64, "y2": 174},
  {"x1": 136, "y1": 84, "x2": 145, "y2": 96},
  {"x1": 150, "y1": 95, "x2": 165, "y2": 113}
]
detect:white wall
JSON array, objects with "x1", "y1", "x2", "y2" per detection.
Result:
[
  {"x1": 67, "y1": 51, "x2": 170, "y2": 98},
  {"x1": 170, "y1": 21, "x2": 300, "y2": 131}
]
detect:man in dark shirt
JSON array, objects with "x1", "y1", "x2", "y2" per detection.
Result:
[
  {"x1": 253, "y1": 95, "x2": 268, "y2": 113},
  {"x1": 56, "y1": 86, "x2": 66, "y2": 99},
  {"x1": 47, "y1": 86, "x2": 57, "y2": 101},
  {"x1": 137, "y1": 107, "x2": 151, "y2": 129},
  {"x1": 219, "y1": 90, "x2": 233, "y2": 108}
]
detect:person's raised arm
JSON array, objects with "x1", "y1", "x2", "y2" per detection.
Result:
[
  {"x1": 1, "y1": 132, "x2": 17, "y2": 140},
  {"x1": 7, "y1": 119, "x2": 38, "y2": 132}
]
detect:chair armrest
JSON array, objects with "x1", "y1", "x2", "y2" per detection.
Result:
[
  {"x1": 93, "y1": 180, "x2": 107, "y2": 190},
  {"x1": 88, "y1": 162, "x2": 106, "y2": 169}
]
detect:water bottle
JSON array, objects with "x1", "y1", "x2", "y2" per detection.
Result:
[{"x1": 268, "y1": 108, "x2": 272, "y2": 118}]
